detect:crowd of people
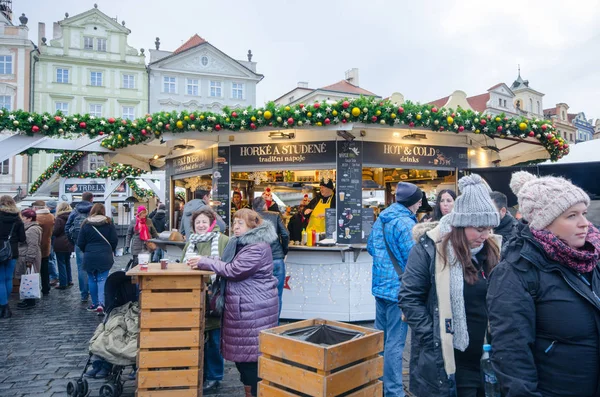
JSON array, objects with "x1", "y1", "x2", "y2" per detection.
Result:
[{"x1": 369, "y1": 172, "x2": 600, "y2": 397}]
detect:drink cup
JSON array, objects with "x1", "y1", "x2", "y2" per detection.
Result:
[
  {"x1": 339, "y1": 192, "x2": 345, "y2": 201},
  {"x1": 160, "y1": 259, "x2": 169, "y2": 270},
  {"x1": 186, "y1": 254, "x2": 200, "y2": 266},
  {"x1": 140, "y1": 263, "x2": 148, "y2": 271},
  {"x1": 338, "y1": 219, "x2": 344, "y2": 228},
  {"x1": 345, "y1": 227, "x2": 350, "y2": 238},
  {"x1": 138, "y1": 253, "x2": 150, "y2": 265}
]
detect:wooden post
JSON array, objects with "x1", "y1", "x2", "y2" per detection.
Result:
[{"x1": 127, "y1": 262, "x2": 213, "y2": 397}]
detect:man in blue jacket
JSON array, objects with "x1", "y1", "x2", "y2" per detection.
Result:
[{"x1": 367, "y1": 182, "x2": 423, "y2": 397}]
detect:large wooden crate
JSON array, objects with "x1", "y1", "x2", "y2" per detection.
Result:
[
  {"x1": 258, "y1": 319, "x2": 383, "y2": 397},
  {"x1": 127, "y1": 263, "x2": 213, "y2": 397}
]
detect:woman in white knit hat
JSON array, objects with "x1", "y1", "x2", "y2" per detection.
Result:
[
  {"x1": 487, "y1": 171, "x2": 600, "y2": 397},
  {"x1": 399, "y1": 174, "x2": 501, "y2": 397}
]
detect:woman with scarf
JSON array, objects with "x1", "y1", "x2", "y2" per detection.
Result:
[
  {"x1": 189, "y1": 208, "x2": 278, "y2": 397},
  {"x1": 487, "y1": 172, "x2": 600, "y2": 397},
  {"x1": 126, "y1": 206, "x2": 158, "y2": 265},
  {"x1": 399, "y1": 174, "x2": 501, "y2": 397},
  {"x1": 14, "y1": 209, "x2": 41, "y2": 312},
  {"x1": 181, "y1": 207, "x2": 229, "y2": 393}
]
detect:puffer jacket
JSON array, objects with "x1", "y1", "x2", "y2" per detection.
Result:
[
  {"x1": 150, "y1": 209, "x2": 167, "y2": 233},
  {"x1": 89, "y1": 301, "x2": 139, "y2": 365},
  {"x1": 52, "y1": 211, "x2": 74, "y2": 253},
  {"x1": 125, "y1": 218, "x2": 158, "y2": 255},
  {"x1": 77, "y1": 215, "x2": 118, "y2": 273},
  {"x1": 16, "y1": 222, "x2": 42, "y2": 277},
  {"x1": 195, "y1": 221, "x2": 279, "y2": 362},
  {"x1": 258, "y1": 210, "x2": 289, "y2": 260},
  {"x1": 181, "y1": 199, "x2": 226, "y2": 237},
  {"x1": 487, "y1": 224, "x2": 600, "y2": 397},
  {"x1": 494, "y1": 212, "x2": 519, "y2": 246},
  {"x1": 35, "y1": 209, "x2": 54, "y2": 258},
  {"x1": 367, "y1": 202, "x2": 417, "y2": 302},
  {"x1": 0, "y1": 206, "x2": 26, "y2": 260}
]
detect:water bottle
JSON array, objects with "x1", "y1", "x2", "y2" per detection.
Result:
[{"x1": 481, "y1": 344, "x2": 501, "y2": 397}]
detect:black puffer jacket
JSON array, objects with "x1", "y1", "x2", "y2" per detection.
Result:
[
  {"x1": 258, "y1": 210, "x2": 289, "y2": 260},
  {"x1": 0, "y1": 206, "x2": 26, "y2": 259},
  {"x1": 487, "y1": 224, "x2": 600, "y2": 397},
  {"x1": 493, "y1": 212, "x2": 519, "y2": 246},
  {"x1": 150, "y1": 209, "x2": 167, "y2": 233},
  {"x1": 77, "y1": 215, "x2": 118, "y2": 273}
]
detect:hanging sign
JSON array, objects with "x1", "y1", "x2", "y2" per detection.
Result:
[
  {"x1": 64, "y1": 183, "x2": 106, "y2": 194},
  {"x1": 231, "y1": 141, "x2": 336, "y2": 166},
  {"x1": 167, "y1": 149, "x2": 213, "y2": 176},
  {"x1": 363, "y1": 142, "x2": 468, "y2": 169}
]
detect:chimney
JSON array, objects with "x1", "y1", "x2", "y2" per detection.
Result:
[
  {"x1": 297, "y1": 81, "x2": 309, "y2": 88},
  {"x1": 345, "y1": 68, "x2": 359, "y2": 86},
  {"x1": 38, "y1": 22, "x2": 46, "y2": 46},
  {"x1": 53, "y1": 22, "x2": 62, "y2": 39}
]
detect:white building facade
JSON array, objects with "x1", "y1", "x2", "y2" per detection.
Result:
[{"x1": 148, "y1": 35, "x2": 263, "y2": 113}]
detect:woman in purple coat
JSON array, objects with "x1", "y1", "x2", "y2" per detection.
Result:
[{"x1": 190, "y1": 208, "x2": 278, "y2": 397}]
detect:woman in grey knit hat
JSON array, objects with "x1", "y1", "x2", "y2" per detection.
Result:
[
  {"x1": 487, "y1": 171, "x2": 600, "y2": 397},
  {"x1": 399, "y1": 174, "x2": 501, "y2": 397}
]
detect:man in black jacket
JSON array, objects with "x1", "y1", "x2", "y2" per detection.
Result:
[
  {"x1": 253, "y1": 197, "x2": 289, "y2": 320},
  {"x1": 490, "y1": 191, "x2": 519, "y2": 246},
  {"x1": 150, "y1": 204, "x2": 167, "y2": 262}
]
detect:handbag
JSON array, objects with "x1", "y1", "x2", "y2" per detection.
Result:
[
  {"x1": 20, "y1": 266, "x2": 41, "y2": 300},
  {"x1": 145, "y1": 241, "x2": 157, "y2": 252},
  {"x1": 206, "y1": 276, "x2": 226, "y2": 318},
  {"x1": 0, "y1": 223, "x2": 15, "y2": 262}
]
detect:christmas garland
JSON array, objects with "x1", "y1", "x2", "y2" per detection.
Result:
[
  {"x1": 60, "y1": 163, "x2": 146, "y2": 180},
  {"x1": 1, "y1": 97, "x2": 569, "y2": 160},
  {"x1": 29, "y1": 152, "x2": 85, "y2": 194},
  {"x1": 126, "y1": 179, "x2": 156, "y2": 199}
]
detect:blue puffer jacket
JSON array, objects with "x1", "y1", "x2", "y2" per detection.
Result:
[{"x1": 367, "y1": 203, "x2": 417, "y2": 302}]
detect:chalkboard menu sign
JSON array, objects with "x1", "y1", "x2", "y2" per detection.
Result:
[
  {"x1": 325, "y1": 208, "x2": 336, "y2": 239},
  {"x1": 214, "y1": 146, "x2": 231, "y2": 228},
  {"x1": 336, "y1": 140, "x2": 363, "y2": 244},
  {"x1": 167, "y1": 149, "x2": 213, "y2": 176},
  {"x1": 362, "y1": 208, "x2": 375, "y2": 243}
]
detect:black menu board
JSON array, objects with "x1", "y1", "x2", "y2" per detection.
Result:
[
  {"x1": 325, "y1": 208, "x2": 336, "y2": 239},
  {"x1": 213, "y1": 146, "x2": 231, "y2": 229},
  {"x1": 362, "y1": 208, "x2": 375, "y2": 243},
  {"x1": 336, "y1": 140, "x2": 363, "y2": 244}
]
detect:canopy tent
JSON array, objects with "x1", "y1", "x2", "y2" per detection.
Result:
[{"x1": 541, "y1": 139, "x2": 600, "y2": 165}]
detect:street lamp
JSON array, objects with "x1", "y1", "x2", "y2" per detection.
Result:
[{"x1": 16, "y1": 186, "x2": 22, "y2": 198}]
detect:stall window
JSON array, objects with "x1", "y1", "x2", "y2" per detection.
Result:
[
  {"x1": 89, "y1": 104, "x2": 102, "y2": 118},
  {"x1": 210, "y1": 81, "x2": 222, "y2": 97},
  {"x1": 56, "y1": 68, "x2": 69, "y2": 83},
  {"x1": 164, "y1": 76, "x2": 176, "y2": 93},
  {"x1": 55, "y1": 102, "x2": 69, "y2": 115},
  {"x1": 187, "y1": 78, "x2": 199, "y2": 96},
  {"x1": 0, "y1": 95, "x2": 11, "y2": 110},
  {"x1": 88, "y1": 154, "x2": 105, "y2": 171}
]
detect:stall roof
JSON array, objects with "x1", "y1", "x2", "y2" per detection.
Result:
[{"x1": 541, "y1": 139, "x2": 600, "y2": 165}]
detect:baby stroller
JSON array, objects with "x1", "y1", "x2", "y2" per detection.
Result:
[{"x1": 67, "y1": 260, "x2": 138, "y2": 397}]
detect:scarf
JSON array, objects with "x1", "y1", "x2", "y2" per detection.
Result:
[
  {"x1": 135, "y1": 216, "x2": 150, "y2": 241},
  {"x1": 531, "y1": 224, "x2": 600, "y2": 273},
  {"x1": 185, "y1": 232, "x2": 221, "y2": 259}
]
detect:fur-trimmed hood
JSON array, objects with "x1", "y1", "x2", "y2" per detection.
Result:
[
  {"x1": 237, "y1": 221, "x2": 277, "y2": 246},
  {"x1": 84, "y1": 215, "x2": 112, "y2": 226},
  {"x1": 0, "y1": 205, "x2": 19, "y2": 214},
  {"x1": 412, "y1": 221, "x2": 439, "y2": 242}
]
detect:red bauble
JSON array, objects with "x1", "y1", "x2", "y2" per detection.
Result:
[
  {"x1": 564, "y1": 143, "x2": 569, "y2": 148},
  {"x1": 141, "y1": 130, "x2": 147, "y2": 135},
  {"x1": 451, "y1": 113, "x2": 456, "y2": 118},
  {"x1": 431, "y1": 107, "x2": 438, "y2": 113},
  {"x1": 250, "y1": 123, "x2": 256, "y2": 130},
  {"x1": 299, "y1": 104, "x2": 304, "y2": 109},
  {"x1": 269, "y1": 122, "x2": 273, "y2": 126},
  {"x1": 121, "y1": 119, "x2": 127, "y2": 125},
  {"x1": 480, "y1": 119, "x2": 487, "y2": 126},
  {"x1": 31, "y1": 125, "x2": 40, "y2": 133},
  {"x1": 504, "y1": 117, "x2": 508, "y2": 121},
  {"x1": 99, "y1": 131, "x2": 104, "y2": 136},
  {"x1": 541, "y1": 124, "x2": 548, "y2": 131},
  {"x1": 190, "y1": 114, "x2": 196, "y2": 120},
  {"x1": 165, "y1": 124, "x2": 171, "y2": 130},
  {"x1": 215, "y1": 124, "x2": 221, "y2": 131},
  {"x1": 458, "y1": 126, "x2": 465, "y2": 132},
  {"x1": 398, "y1": 107, "x2": 404, "y2": 114},
  {"x1": 146, "y1": 117, "x2": 153, "y2": 123},
  {"x1": 287, "y1": 117, "x2": 294, "y2": 125},
  {"x1": 371, "y1": 116, "x2": 378, "y2": 122},
  {"x1": 440, "y1": 126, "x2": 445, "y2": 131},
  {"x1": 108, "y1": 168, "x2": 113, "y2": 173},
  {"x1": 79, "y1": 122, "x2": 86, "y2": 129},
  {"x1": 497, "y1": 126, "x2": 503, "y2": 132},
  {"x1": 232, "y1": 112, "x2": 238, "y2": 118},
  {"x1": 342, "y1": 101, "x2": 350, "y2": 109},
  {"x1": 342, "y1": 119, "x2": 347, "y2": 123},
  {"x1": 528, "y1": 131, "x2": 535, "y2": 137},
  {"x1": 324, "y1": 118, "x2": 330, "y2": 125},
  {"x1": 409, "y1": 121, "x2": 415, "y2": 127},
  {"x1": 54, "y1": 116, "x2": 62, "y2": 122},
  {"x1": 313, "y1": 103, "x2": 320, "y2": 109},
  {"x1": 108, "y1": 117, "x2": 116, "y2": 124}
]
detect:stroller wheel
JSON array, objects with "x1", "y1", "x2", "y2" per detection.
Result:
[
  {"x1": 115, "y1": 382, "x2": 123, "y2": 397},
  {"x1": 66, "y1": 380, "x2": 76, "y2": 396},
  {"x1": 99, "y1": 383, "x2": 116, "y2": 397},
  {"x1": 82, "y1": 378, "x2": 89, "y2": 396}
]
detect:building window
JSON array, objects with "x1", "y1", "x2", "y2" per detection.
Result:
[
  {"x1": 55, "y1": 102, "x2": 69, "y2": 115},
  {"x1": 537, "y1": 101, "x2": 540, "y2": 115},
  {"x1": 122, "y1": 106, "x2": 135, "y2": 120},
  {"x1": 0, "y1": 159, "x2": 8, "y2": 175},
  {"x1": 210, "y1": 81, "x2": 222, "y2": 97},
  {"x1": 570, "y1": 133, "x2": 574, "y2": 142},
  {"x1": 163, "y1": 76, "x2": 176, "y2": 93},
  {"x1": 0, "y1": 55, "x2": 12, "y2": 74},
  {"x1": 201, "y1": 56, "x2": 209, "y2": 66},
  {"x1": 97, "y1": 38, "x2": 107, "y2": 52},
  {"x1": 122, "y1": 74, "x2": 134, "y2": 89},
  {"x1": 89, "y1": 104, "x2": 102, "y2": 117},
  {"x1": 562, "y1": 110, "x2": 566, "y2": 120},
  {"x1": 498, "y1": 98, "x2": 502, "y2": 107},
  {"x1": 503, "y1": 99, "x2": 507, "y2": 107},
  {"x1": 88, "y1": 154, "x2": 105, "y2": 171},
  {"x1": 90, "y1": 71, "x2": 103, "y2": 86},
  {"x1": 186, "y1": 79, "x2": 199, "y2": 96},
  {"x1": 529, "y1": 98, "x2": 533, "y2": 112},
  {"x1": 288, "y1": 96, "x2": 295, "y2": 103},
  {"x1": 232, "y1": 83, "x2": 244, "y2": 100},
  {"x1": 0, "y1": 95, "x2": 11, "y2": 110},
  {"x1": 56, "y1": 68, "x2": 69, "y2": 83},
  {"x1": 84, "y1": 37, "x2": 94, "y2": 50}
]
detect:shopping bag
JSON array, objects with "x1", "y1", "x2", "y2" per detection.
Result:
[{"x1": 20, "y1": 267, "x2": 41, "y2": 300}]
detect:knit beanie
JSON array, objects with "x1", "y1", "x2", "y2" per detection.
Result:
[
  {"x1": 448, "y1": 174, "x2": 500, "y2": 228},
  {"x1": 510, "y1": 171, "x2": 590, "y2": 230},
  {"x1": 137, "y1": 205, "x2": 147, "y2": 215},
  {"x1": 396, "y1": 182, "x2": 423, "y2": 208}
]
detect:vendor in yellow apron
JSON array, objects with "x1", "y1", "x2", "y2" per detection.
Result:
[{"x1": 305, "y1": 178, "x2": 336, "y2": 233}]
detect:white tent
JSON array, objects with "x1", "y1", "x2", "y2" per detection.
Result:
[{"x1": 542, "y1": 139, "x2": 600, "y2": 165}]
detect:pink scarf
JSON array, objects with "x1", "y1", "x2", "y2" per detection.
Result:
[
  {"x1": 135, "y1": 216, "x2": 150, "y2": 241},
  {"x1": 531, "y1": 224, "x2": 600, "y2": 273}
]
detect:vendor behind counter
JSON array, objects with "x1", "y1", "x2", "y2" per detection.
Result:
[{"x1": 304, "y1": 178, "x2": 336, "y2": 234}]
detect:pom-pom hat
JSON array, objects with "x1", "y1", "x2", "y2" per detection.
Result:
[{"x1": 447, "y1": 174, "x2": 500, "y2": 228}]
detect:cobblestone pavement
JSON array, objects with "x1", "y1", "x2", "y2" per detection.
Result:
[{"x1": 0, "y1": 254, "x2": 411, "y2": 396}]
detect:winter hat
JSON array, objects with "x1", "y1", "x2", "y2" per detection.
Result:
[
  {"x1": 396, "y1": 182, "x2": 423, "y2": 207},
  {"x1": 320, "y1": 178, "x2": 334, "y2": 190},
  {"x1": 448, "y1": 174, "x2": 500, "y2": 228},
  {"x1": 510, "y1": 171, "x2": 590, "y2": 230},
  {"x1": 137, "y1": 205, "x2": 147, "y2": 215},
  {"x1": 45, "y1": 200, "x2": 58, "y2": 211}
]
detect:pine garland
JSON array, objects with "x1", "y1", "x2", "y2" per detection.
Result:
[
  {"x1": 126, "y1": 179, "x2": 156, "y2": 199},
  {"x1": 28, "y1": 152, "x2": 84, "y2": 194}
]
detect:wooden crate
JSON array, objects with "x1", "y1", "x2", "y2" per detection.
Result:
[
  {"x1": 127, "y1": 263, "x2": 213, "y2": 397},
  {"x1": 258, "y1": 319, "x2": 384, "y2": 397}
]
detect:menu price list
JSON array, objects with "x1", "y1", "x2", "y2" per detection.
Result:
[
  {"x1": 214, "y1": 146, "x2": 231, "y2": 228},
  {"x1": 336, "y1": 140, "x2": 363, "y2": 244}
]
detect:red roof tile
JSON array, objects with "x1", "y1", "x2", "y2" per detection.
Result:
[
  {"x1": 543, "y1": 108, "x2": 558, "y2": 116},
  {"x1": 174, "y1": 34, "x2": 207, "y2": 55},
  {"x1": 428, "y1": 96, "x2": 450, "y2": 108},
  {"x1": 320, "y1": 80, "x2": 377, "y2": 96},
  {"x1": 466, "y1": 93, "x2": 490, "y2": 112},
  {"x1": 567, "y1": 113, "x2": 577, "y2": 122},
  {"x1": 487, "y1": 83, "x2": 504, "y2": 91}
]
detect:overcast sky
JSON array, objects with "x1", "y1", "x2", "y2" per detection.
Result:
[{"x1": 16, "y1": 0, "x2": 600, "y2": 121}]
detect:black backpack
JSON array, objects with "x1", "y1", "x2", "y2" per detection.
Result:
[
  {"x1": 0, "y1": 223, "x2": 15, "y2": 262},
  {"x1": 68, "y1": 211, "x2": 86, "y2": 243}
]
